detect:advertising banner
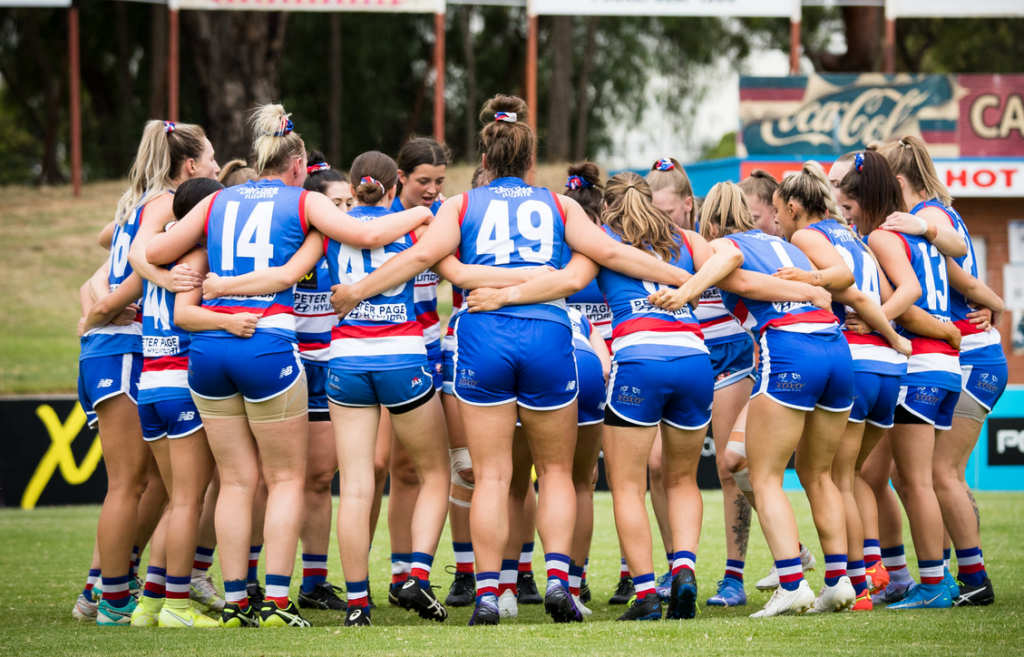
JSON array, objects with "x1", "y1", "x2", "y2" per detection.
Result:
[
  {"x1": 739, "y1": 74, "x2": 1024, "y2": 160},
  {"x1": 530, "y1": 0, "x2": 791, "y2": 17},
  {"x1": 177, "y1": 0, "x2": 443, "y2": 13}
]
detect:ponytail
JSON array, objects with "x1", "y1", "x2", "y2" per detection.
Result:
[
  {"x1": 115, "y1": 120, "x2": 206, "y2": 226},
  {"x1": 776, "y1": 160, "x2": 842, "y2": 223},
  {"x1": 603, "y1": 171, "x2": 680, "y2": 263},
  {"x1": 479, "y1": 95, "x2": 534, "y2": 180},
  {"x1": 250, "y1": 104, "x2": 305, "y2": 177},
  {"x1": 878, "y1": 135, "x2": 952, "y2": 206},
  {"x1": 837, "y1": 150, "x2": 906, "y2": 235},
  {"x1": 700, "y1": 182, "x2": 755, "y2": 240},
  {"x1": 565, "y1": 161, "x2": 603, "y2": 224}
]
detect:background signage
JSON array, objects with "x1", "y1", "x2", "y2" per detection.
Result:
[{"x1": 740, "y1": 74, "x2": 1024, "y2": 160}]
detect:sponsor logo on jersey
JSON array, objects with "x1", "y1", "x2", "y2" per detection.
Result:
[
  {"x1": 348, "y1": 302, "x2": 408, "y2": 323},
  {"x1": 219, "y1": 293, "x2": 275, "y2": 303},
  {"x1": 771, "y1": 301, "x2": 814, "y2": 314},
  {"x1": 293, "y1": 292, "x2": 333, "y2": 314},
  {"x1": 296, "y1": 267, "x2": 319, "y2": 290},
  {"x1": 630, "y1": 298, "x2": 692, "y2": 318},
  {"x1": 236, "y1": 186, "x2": 280, "y2": 200},
  {"x1": 143, "y1": 336, "x2": 181, "y2": 358},
  {"x1": 492, "y1": 186, "x2": 534, "y2": 199}
]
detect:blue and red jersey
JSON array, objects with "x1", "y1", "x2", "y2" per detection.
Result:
[
  {"x1": 455, "y1": 177, "x2": 570, "y2": 327},
  {"x1": 568, "y1": 306, "x2": 597, "y2": 357},
  {"x1": 596, "y1": 227, "x2": 707, "y2": 362},
  {"x1": 806, "y1": 218, "x2": 906, "y2": 376},
  {"x1": 294, "y1": 257, "x2": 334, "y2": 363},
  {"x1": 326, "y1": 205, "x2": 425, "y2": 371},
  {"x1": 202, "y1": 179, "x2": 309, "y2": 341},
  {"x1": 913, "y1": 200, "x2": 1004, "y2": 368},
  {"x1": 80, "y1": 201, "x2": 153, "y2": 360},
  {"x1": 139, "y1": 265, "x2": 191, "y2": 403},
  {"x1": 392, "y1": 197, "x2": 444, "y2": 361},
  {"x1": 694, "y1": 286, "x2": 748, "y2": 347},
  {"x1": 719, "y1": 229, "x2": 840, "y2": 335}
]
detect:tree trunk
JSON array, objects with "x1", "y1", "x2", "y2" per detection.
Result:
[
  {"x1": 461, "y1": 5, "x2": 477, "y2": 163},
  {"x1": 545, "y1": 15, "x2": 573, "y2": 162},
  {"x1": 328, "y1": 13, "x2": 342, "y2": 166},
  {"x1": 183, "y1": 11, "x2": 289, "y2": 162},
  {"x1": 115, "y1": 1, "x2": 133, "y2": 122},
  {"x1": 148, "y1": 5, "x2": 167, "y2": 119},
  {"x1": 811, "y1": 7, "x2": 882, "y2": 72},
  {"x1": 25, "y1": 12, "x2": 62, "y2": 184},
  {"x1": 572, "y1": 16, "x2": 597, "y2": 161}
]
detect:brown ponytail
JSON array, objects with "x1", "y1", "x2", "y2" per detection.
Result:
[
  {"x1": 479, "y1": 95, "x2": 534, "y2": 180},
  {"x1": 349, "y1": 151, "x2": 398, "y2": 206}
]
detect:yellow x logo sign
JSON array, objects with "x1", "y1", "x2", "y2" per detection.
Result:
[{"x1": 20, "y1": 403, "x2": 103, "y2": 510}]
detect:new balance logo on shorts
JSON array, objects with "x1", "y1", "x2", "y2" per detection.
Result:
[
  {"x1": 177, "y1": 411, "x2": 195, "y2": 422},
  {"x1": 279, "y1": 366, "x2": 294, "y2": 379},
  {"x1": 565, "y1": 381, "x2": 576, "y2": 391},
  {"x1": 97, "y1": 379, "x2": 114, "y2": 388}
]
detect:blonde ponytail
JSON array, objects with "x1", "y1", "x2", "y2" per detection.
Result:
[
  {"x1": 700, "y1": 182, "x2": 755, "y2": 240},
  {"x1": 776, "y1": 160, "x2": 841, "y2": 223},
  {"x1": 250, "y1": 104, "x2": 305, "y2": 177},
  {"x1": 878, "y1": 135, "x2": 952, "y2": 206},
  {"x1": 115, "y1": 120, "x2": 206, "y2": 226},
  {"x1": 603, "y1": 171, "x2": 680, "y2": 263}
]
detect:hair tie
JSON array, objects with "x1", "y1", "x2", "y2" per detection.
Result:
[
  {"x1": 625, "y1": 184, "x2": 637, "y2": 191},
  {"x1": 163, "y1": 121, "x2": 175, "y2": 134},
  {"x1": 855, "y1": 152, "x2": 865, "y2": 172},
  {"x1": 307, "y1": 162, "x2": 331, "y2": 175},
  {"x1": 271, "y1": 117, "x2": 294, "y2": 137},
  {"x1": 654, "y1": 158, "x2": 675, "y2": 172},
  {"x1": 494, "y1": 112, "x2": 517, "y2": 123},
  {"x1": 361, "y1": 176, "x2": 385, "y2": 194},
  {"x1": 566, "y1": 175, "x2": 591, "y2": 191},
  {"x1": 898, "y1": 139, "x2": 908, "y2": 148}
]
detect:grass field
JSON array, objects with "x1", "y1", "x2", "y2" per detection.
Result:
[
  {"x1": 1, "y1": 492, "x2": 1022, "y2": 656},
  {"x1": 0, "y1": 165, "x2": 591, "y2": 394}
]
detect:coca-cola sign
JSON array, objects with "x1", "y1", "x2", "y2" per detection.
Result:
[
  {"x1": 739, "y1": 74, "x2": 1024, "y2": 159},
  {"x1": 740, "y1": 75, "x2": 957, "y2": 156}
]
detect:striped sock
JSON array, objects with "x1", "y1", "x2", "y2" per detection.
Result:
[
  {"x1": 863, "y1": 539, "x2": 882, "y2": 567},
  {"x1": 918, "y1": 559, "x2": 944, "y2": 586},
  {"x1": 301, "y1": 553, "x2": 328, "y2": 594},
  {"x1": 633, "y1": 572, "x2": 656, "y2": 599},
  {"x1": 848, "y1": 560, "x2": 867, "y2": 595},
  {"x1": 519, "y1": 542, "x2": 535, "y2": 574},
  {"x1": 411, "y1": 552, "x2": 434, "y2": 588},
  {"x1": 130, "y1": 546, "x2": 141, "y2": 580},
  {"x1": 619, "y1": 557, "x2": 630, "y2": 580},
  {"x1": 391, "y1": 553, "x2": 412, "y2": 585},
  {"x1": 775, "y1": 557, "x2": 804, "y2": 592},
  {"x1": 192, "y1": 546, "x2": 215, "y2": 578},
  {"x1": 568, "y1": 562, "x2": 584, "y2": 597},
  {"x1": 545, "y1": 553, "x2": 570, "y2": 590},
  {"x1": 498, "y1": 560, "x2": 519, "y2": 595},
  {"x1": 83, "y1": 568, "x2": 100, "y2": 599},
  {"x1": 882, "y1": 545, "x2": 913, "y2": 585},
  {"x1": 724, "y1": 559, "x2": 744, "y2": 582},
  {"x1": 672, "y1": 551, "x2": 696, "y2": 576},
  {"x1": 824, "y1": 554, "x2": 847, "y2": 587},
  {"x1": 582, "y1": 558, "x2": 589, "y2": 584},
  {"x1": 265, "y1": 574, "x2": 290, "y2": 609},
  {"x1": 453, "y1": 542, "x2": 474, "y2": 574},
  {"x1": 166, "y1": 574, "x2": 191, "y2": 602},
  {"x1": 224, "y1": 579, "x2": 248, "y2": 609},
  {"x1": 143, "y1": 566, "x2": 166, "y2": 599},
  {"x1": 101, "y1": 574, "x2": 132, "y2": 607},
  {"x1": 476, "y1": 571, "x2": 499, "y2": 604},
  {"x1": 943, "y1": 548, "x2": 952, "y2": 571},
  {"x1": 248, "y1": 545, "x2": 262, "y2": 585},
  {"x1": 346, "y1": 579, "x2": 369, "y2": 609},
  {"x1": 956, "y1": 547, "x2": 986, "y2": 587}
]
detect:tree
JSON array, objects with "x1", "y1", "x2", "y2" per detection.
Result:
[
  {"x1": 545, "y1": 16, "x2": 573, "y2": 161},
  {"x1": 184, "y1": 11, "x2": 289, "y2": 162}
]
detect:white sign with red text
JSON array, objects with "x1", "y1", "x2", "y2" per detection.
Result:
[{"x1": 936, "y1": 161, "x2": 1024, "y2": 198}]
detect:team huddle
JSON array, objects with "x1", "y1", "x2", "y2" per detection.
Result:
[{"x1": 71, "y1": 92, "x2": 1006, "y2": 629}]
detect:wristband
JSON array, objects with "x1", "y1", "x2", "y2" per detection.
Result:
[{"x1": 915, "y1": 216, "x2": 929, "y2": 236}]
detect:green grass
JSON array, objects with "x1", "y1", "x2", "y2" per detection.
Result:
[{"x1": 1, "y1": 492, "x2": 1022, "y2": 655}]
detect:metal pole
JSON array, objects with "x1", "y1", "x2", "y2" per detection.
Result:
[
  {"x1": 433, "y1": 11, "x2": 445, "y2": 143},
  {"x1": 168, "y1": 6, "x2": 180, "y2": 121},
  {"x1": 68, "y1": 4, "x2": 82, "y2": 197},
  {"x1": 789, "y1": 0, "x2": 800, "y2": 75},
  {"x1": 526, "y1": 13, "x2": 537, "y2": 184}
]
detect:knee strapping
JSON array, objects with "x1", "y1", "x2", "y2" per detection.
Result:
[
  {"x1": 726, "y1": 441, "x2": 751, "y2": 492},
  {"x1": 450, "y1": 447, "x2": 474, "y2": 490}
]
